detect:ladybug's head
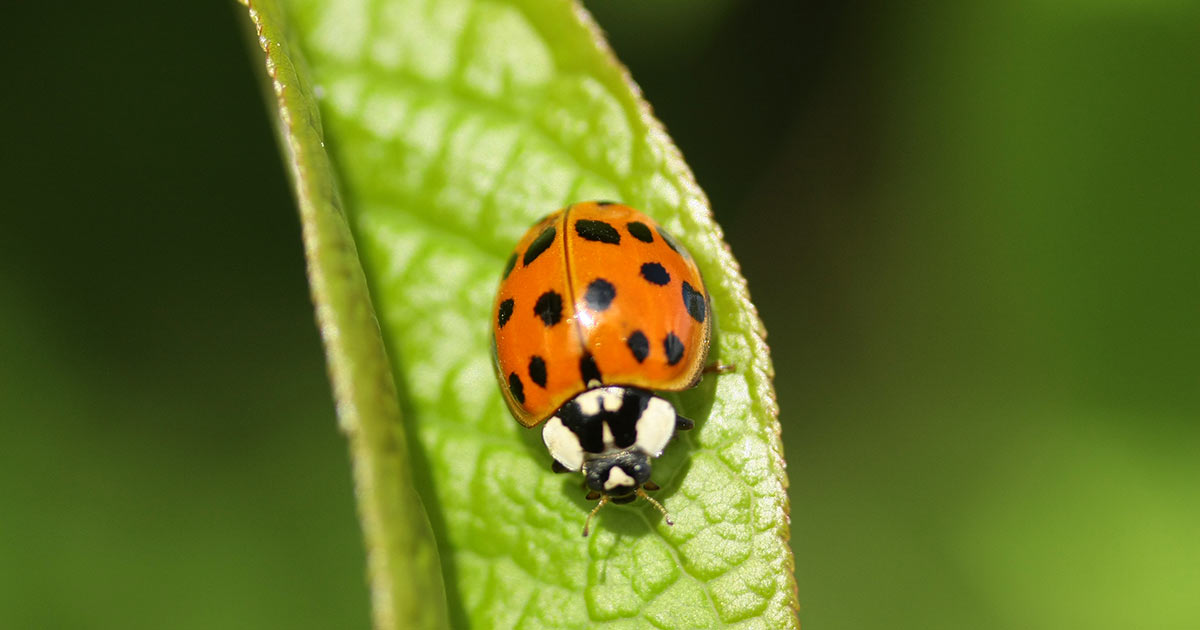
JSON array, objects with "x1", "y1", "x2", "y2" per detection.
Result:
[
  {"x1": 583, "y1": 450, "x2": 652, "y2": 499},
  {"x1": 578, "y1": 452, "x2": 673, "y2": 536}
]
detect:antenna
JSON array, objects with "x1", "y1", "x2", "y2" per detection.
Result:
[
  {"x1": 581, "y1": 495, "x2": 610, "y2": 537},
  {"x1": 636, "y1": 488, "x2": 674, "y2": 526}
]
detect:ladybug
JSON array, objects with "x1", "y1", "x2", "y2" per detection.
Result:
[{"x1": 492, "y1": 201, "x2": 715, "y2": 535}]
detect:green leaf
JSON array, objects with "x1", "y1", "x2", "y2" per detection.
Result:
[{"x1": 242, "y1": 0, "x2": 797, "y2": 628}]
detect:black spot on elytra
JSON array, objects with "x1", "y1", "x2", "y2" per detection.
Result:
[
  {"x1": 656, "y1": 226, "x2": 685, "y2": 257},
  {"x1": 596, "y1": 200, "x2": 617, "y2": 206},
  {"x1": 664, "y1": 333, "x2": 685, "y2": 366},
  {"x1": 681, "y1": 281, "x2": 706, "y2": 323},
  {"x1": 627, "y1": 221, "x2": 654, "y2": 243},
  {"x1": 533, "y1": 290, "x2": 563, "y2": 326},
  {"x1": 584, "y1": 278, "x2": 616, "y2": 311},
  {"x1": 528, "y1": 355, "x2": 547, "y2": 388},
  {"x1": 640, "y1": 262, "x2": 671, "y2": 286},
  {"x1": 523, "y1": 225, "x2": 556, "y2": 266},
  {"x1": 579, "y1": 352, "x2": 602, "y2": 385},
  {"x1": 497, "y1": 298, "x2": 514, "y2": 328},
  {"x1": 626, "y1": 330, "x2": 649, "y2": 363},
  {"x1": 508, "y1": 372, "x2": 525, "y2": 404},
  {"x1": 502, "y1": 252, "x2": 517, "y2": 279},
  {"x1": 575, "y1": 220, "x2": 621, "y2": 244}
]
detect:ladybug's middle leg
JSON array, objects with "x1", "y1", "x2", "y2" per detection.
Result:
[{"x1": 703, "y1": 362, "x2": 736, "y2": 375}]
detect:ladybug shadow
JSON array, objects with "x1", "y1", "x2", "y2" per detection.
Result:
[{"x1": 512, "y1": 369, "x2": 723, "y2": 537}]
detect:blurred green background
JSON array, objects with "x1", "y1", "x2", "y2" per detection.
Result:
[{"x1": 2, "y1": 1, "x2": 1197, "y2": 628}]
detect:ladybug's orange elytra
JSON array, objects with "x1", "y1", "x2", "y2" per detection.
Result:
[{"x1": 492, "y1": 202, "x2": 711, "y2": 426}]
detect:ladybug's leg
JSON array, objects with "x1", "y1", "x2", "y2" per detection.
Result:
[
  {"x1": 675, "y1": 414, "x2": 695, "y2": 431},
  {"x1": 703, "y1": 362, "x2": 736, "y2": 375},
  {"x1": 643, "y1": 480, "x2": 661, "y2": 491},
  {"x1": 551, "y1": 460, "x2": 571, "y2": 474}
]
